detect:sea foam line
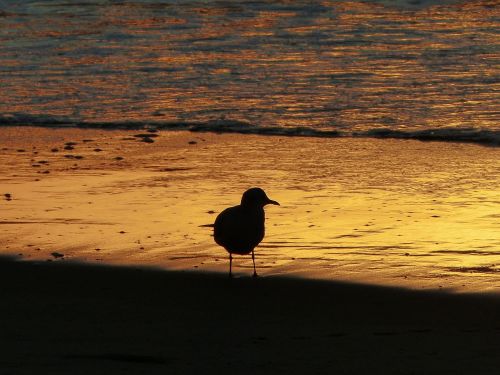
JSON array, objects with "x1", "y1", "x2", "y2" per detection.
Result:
[{"x1": 0, "y1": 113, "x2": 498, "y2": 147}]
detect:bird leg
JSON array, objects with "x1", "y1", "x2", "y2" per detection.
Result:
[
  {"x1": 229, "y1": 253, "x2": 233, "y2": 278},
  {"x1": 252, "y1": 250, "x2": 258, "y2": 277}
]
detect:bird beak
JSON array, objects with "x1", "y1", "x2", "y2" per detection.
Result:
[{"x1": 267, "y1": 199, "x2": 280, "y2": 206}]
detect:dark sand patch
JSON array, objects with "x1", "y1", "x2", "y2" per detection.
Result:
[{"x1": 134, "y1": 134, "x2": 159, "y2": 138}]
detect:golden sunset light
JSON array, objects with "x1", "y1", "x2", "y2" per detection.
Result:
[{"x1": 0, "y1": 0, "x2": 499, "y2": 373}]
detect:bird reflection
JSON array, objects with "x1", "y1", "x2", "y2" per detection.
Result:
[{"x1": 214, "y1": 188, "x2": 279, "y2": 277}]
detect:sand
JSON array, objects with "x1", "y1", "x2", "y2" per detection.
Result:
[
  {"x1": 0, "y1": 126, "x2": 499, "y2": 373},
  {"x1": 1, "y1": 255, "x2": 499, "y2": 375},
  {"x1": 1, "y1": 126, "x2": 499, "y2": 292}
]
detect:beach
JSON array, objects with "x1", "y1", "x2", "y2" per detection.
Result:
[
  {"x1": 1, "y1": 0, "x2": 499, "y2": 372},
  {"x1": 0, "y1": 125, "x2": 498, "y2": 375},
  {"x1": 1, "y1": 127, "x2": 499, "y2": 292},
  {"x1": 1, "y1": 255, "x2": 499, "y2": 374}
]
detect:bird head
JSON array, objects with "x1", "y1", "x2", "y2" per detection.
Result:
[{"x1": 241, "y1": 188, "x2": 280, "y2": 208}]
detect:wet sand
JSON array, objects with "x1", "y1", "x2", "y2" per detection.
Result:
[
  {"x1": 1, "y1": 127, "x2": 499, "y2": 292},
  {"x1": 1, "y1": 255, "x2": 499, "y2": 375}
]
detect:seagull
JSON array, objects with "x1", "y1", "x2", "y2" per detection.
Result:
[{"x1": 214, "y1": 188, "x2": 279, "y2": 277}]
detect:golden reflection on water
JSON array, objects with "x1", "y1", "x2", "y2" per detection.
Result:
[
  {"x1": 0, "y1": 1, "x2": 498, "y2": 131},
  {"x1": 0, "y1": 128, "x2": 498, "y2": 292}
]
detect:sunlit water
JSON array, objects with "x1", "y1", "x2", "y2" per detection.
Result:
[
  {"x1": 0, "y1": 0, "x2": 498, "y2": 144},
  {"x1": 0, "y1": 128, "x2": 498, "y2": 292}
]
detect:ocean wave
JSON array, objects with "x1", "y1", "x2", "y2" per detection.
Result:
[
  {"x1": 0, "y1": 113, "x2": 498, "y2": 147},
  {"x1": 354, "y1": 128, "x2": 500, "y2": 147}
]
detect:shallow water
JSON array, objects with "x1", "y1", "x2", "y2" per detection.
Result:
[
  {"x1": 0, "y1": 0, "x2": 499, "y2": 144},
  {"x1": 0, "y1": 128, "x2": 498, "y2": 292}
]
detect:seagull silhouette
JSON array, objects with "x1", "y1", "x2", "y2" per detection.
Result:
[{"x1": 214, "y1": 188, "x2": 279, "y2": 277}]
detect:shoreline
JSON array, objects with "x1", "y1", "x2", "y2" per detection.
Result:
[
  {"x1": 0, "y1": 122, "x2": 498, "y2": 148},
  {"x1": 1, "y1": 256, "x2": 499, "y2": 374}
]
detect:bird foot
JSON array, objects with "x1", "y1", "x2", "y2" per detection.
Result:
[{"x1": 252, "y1": 272, "x2": 259, "y2": 278}]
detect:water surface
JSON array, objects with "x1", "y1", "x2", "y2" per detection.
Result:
[{"x1": 0, "y1": 0, "x2": 498, "y2": 144}]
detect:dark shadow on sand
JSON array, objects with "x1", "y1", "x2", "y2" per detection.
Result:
[{"x1": 0, "y1": 255, "x2": 499, "y2": 374}]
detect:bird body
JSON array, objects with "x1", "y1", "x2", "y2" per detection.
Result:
[
  {"x1": 214, "y1": 188, "x2": 279, "y2": 277},
  {"x1": 214, "y1": 205, "x2": 265, "y2": 255}
]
